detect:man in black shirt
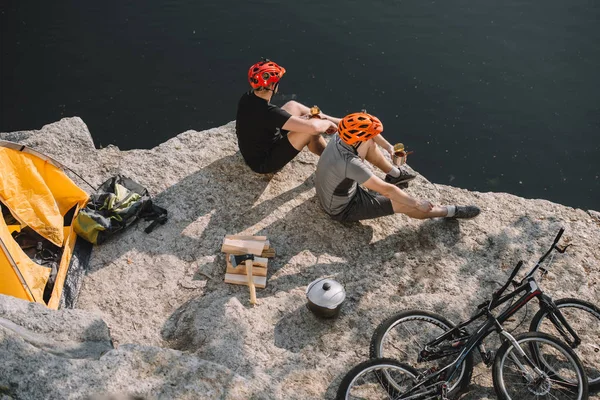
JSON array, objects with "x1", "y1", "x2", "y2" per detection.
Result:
[{"x1": 235, "y1": 59, "x2": 340, "y2": 174}]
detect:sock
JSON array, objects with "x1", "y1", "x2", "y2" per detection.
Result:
[
  {"x1": 387, "y1": 167, "x2": 401, "y2": 178},
  {"x1": 446, "y1": 205, "x2": 456, "y2": 217}
]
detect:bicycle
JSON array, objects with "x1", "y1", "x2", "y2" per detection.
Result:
[
  {"x1": 337, "y1": 228, "x2": 592, "y2": 399},
  {"x1": 369, "y1": 227, "x2": 600, "y2": 394}
]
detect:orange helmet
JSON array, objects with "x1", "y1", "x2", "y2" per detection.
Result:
[
  {"x1": 248, "y1": 59, "x2": 286, "y2": 89},
  {"x1": 338, "y1": 112, "x2": 383, "y2": 145}
]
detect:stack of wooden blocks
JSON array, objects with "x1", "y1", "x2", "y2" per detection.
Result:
[{"x1": 221, "y1": 235, "x2": 276, "y2": 305}]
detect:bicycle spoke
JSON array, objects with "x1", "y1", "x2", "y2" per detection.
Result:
[
  {"x1": 532, "y1": 299, "x2": 600, "y2": 390},
  {"x1": 371, "y1": 312, "x2": 473, "y2": 397},
  {"x1": 400, "y1": 323, "x2": 424, "y2": 350},
  {"x1": 494, "y1": 333, "x2": 586, "y2": 400}
]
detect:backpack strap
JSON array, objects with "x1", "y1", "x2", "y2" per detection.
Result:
[{"x1": 142, "y1": 203, "x2": 168, "y2": 234}]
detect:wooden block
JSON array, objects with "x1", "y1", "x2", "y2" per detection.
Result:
[
  {"x1": 225, "y1": 235, "x2": 267, "y2": 241},
  {"x1": 227, "y1": 265, "x2": 267, "y2": 276},
  {"x1": 261, "y1": 247, "x2": 276, "y2": 258},
  {"x1": 226, "y1": 254, "x2": 268, "y2": 276},
  {"x1": 222, "y1": 237, "x2": 266, "y2": 256},
  {"x1": 224, "y1": 273, "x2": 266, "y2": 289},
  {"x1": 224, "y1": 235, "x2": 270, "y2": 250},
  {"x1": 226, "y1": 254, "x2": 268, "y2": 268}
]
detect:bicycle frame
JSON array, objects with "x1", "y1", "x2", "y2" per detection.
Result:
[
  {"x1": 397, "y1": 228, "x2": 581, "y2": 399},
  {"x1": 397, "y1": 280, "x2": 544, "y2": 399}
]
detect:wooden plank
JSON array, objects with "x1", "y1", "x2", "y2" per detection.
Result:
[
  {"x1": 261, "y1": 248, "x2": 276, "y2": 258},
  {"x1": 222, "y1": 238, "x2": 265, "y2": 256},
  {"x1": 227, "y1": 256, "x2": 268, "y2": 268},
  {"x1": 227, "y1": 265, "x2": 267, "y2": 277},
  {"x1": 224, "y1": 273, "x2": 266, "y2": 289},
  {"x1": 225, "y1": 254, "x2": 268, "y2": 276},
  {"x1": 225, "y1": 235, "x2": 268, "y2": 241},
  {"x1": 224, "y1": 236, "x2": 270, "y2": 249}
]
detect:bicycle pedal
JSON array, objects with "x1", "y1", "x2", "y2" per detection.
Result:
[
  {"x1": 440, "y1": 383, "x2": 449, "y2": 399},
  {"x1": 483, "y1": 350, "x2": 495, "y2": 367}
]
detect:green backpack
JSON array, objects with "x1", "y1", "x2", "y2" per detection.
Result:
[{"x1": 74, "y1": 175, "x2": 167, "y2": 244}]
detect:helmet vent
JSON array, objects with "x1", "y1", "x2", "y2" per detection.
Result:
[{"x1": 337, "y1": 111, "x2": 383, "y2": 145}]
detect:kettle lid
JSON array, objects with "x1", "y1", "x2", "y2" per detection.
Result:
[{"x1": 306, "y1": 278, "x2": 346, "y2": 309}]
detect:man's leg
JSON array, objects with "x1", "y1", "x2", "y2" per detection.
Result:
[
  {"x1": 356, "y1": 141, "x2": 447, "y2": 219},
  {"x1": 287, "y1": 131, "x2": 326, "y2": 156},
  {"x1": 390, "y1": 201, "x2": 448, "y2": 219},
  {"x1": 282, "y1": 101, "x2": 328, "y2": 156},
  {"x1": 281, "y1": 100, "x2": 310, "y2": 117},
  {"x1": 359, "y1": 139, "x2": 394, "y2": 172},
  {"x1": 281, "y1": 100, "x2": 341, "y2": 124},
  {"x1": 360, "y1": 139, "x2": 416, "y2": 186}
]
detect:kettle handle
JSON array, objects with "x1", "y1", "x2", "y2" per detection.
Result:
[{"x1": 306, "y1": 277, "x2": 328, "y2": 294}]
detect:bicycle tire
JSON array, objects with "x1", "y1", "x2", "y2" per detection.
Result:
[
  {"x1": 336, "y1": 358, "x2": 419, "y2": 400},
  {"x1": 369, "y1": 310, "x2": 473, "y2": 398},
  {"x1": 493, "y1": 331, "x2": 589, "y2": 400},
  {"x1": 530, "y1": 297, "x2": 600, "y2": 392}
]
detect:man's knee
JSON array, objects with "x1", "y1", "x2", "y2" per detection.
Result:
[
  {"x1": 281, "y1": 100, "x2": 297, "y2": 110},
  {"x1": 287, "y1": 130, "x2": 313, "y2": 151},
  {"x1": 282, "y1": 100, "x2": 305, "y2": 114}
]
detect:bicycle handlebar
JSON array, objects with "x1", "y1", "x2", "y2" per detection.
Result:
[
  {"x1": 483, "y1": 228, "x2": 567, "y2": 312},
  {"x1": 522, "y1": 227, "x2": 566, "y2": 281},
  {"x1": 490, "y1": 260, "x2": 524, "y2": 309},
  {"x1": 552, "y1": 228, "x2": 564, "y2": 247}
]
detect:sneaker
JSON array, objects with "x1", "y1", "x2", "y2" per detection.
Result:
[
  {"x1": 384, "y1": 168, "x2": 417, "y2": 187},
  {"x1": 448, "y1": 205, "x2": 481, "y2": 219}
]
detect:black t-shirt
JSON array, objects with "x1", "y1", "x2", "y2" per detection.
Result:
[{"x1": 235, "y1": 91, "x2": 292, "y2": 168}]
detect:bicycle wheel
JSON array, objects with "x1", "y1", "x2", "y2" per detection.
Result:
[
  {"x1": 369, "y1": 310, "x2": 473, "y2": 398},
  {"x1": 530, "y1": 298, "x2": 600, "y2": 392},
  {"x1": 336, "y1": 358, "x2": 419, "y2": 400},
  {"x1": 493, "y1": 331, "x2": 588, "y2": 400}
]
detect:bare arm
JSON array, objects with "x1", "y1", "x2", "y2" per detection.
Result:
[
  {"x1": 362, "y1": 175, "x2": 432, "y2": 212},
  {"x1": 319, "y1": 113, "x2": 341, "y2": 125},
  {"x1": 282, "y1": 116, "x2": 337, "y2": 136},
  {"x1": 283, "y1": 101, "x2": 341, "y2": 125}
]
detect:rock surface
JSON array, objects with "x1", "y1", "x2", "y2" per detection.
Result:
[{"x1": 1, "y1": 118, "x2": 599, "y2": 399}]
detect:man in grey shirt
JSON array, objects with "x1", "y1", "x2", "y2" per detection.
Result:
[{"x1": 315, "y1": 112, "x2": 481, "y2": 221}]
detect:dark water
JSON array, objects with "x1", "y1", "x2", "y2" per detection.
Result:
[{"x1": 1, "y1": 1, "x2": 599, "y2": 210}]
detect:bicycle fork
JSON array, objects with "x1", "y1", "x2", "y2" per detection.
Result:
[
  {"x1": 498, "y1": 328, "x2": 546, "y2": 382},
  {"x1": 540, "y1": 294, "x2": 582, "y2": 348}
]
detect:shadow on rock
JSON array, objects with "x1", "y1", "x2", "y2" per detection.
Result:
[
  {"x1": 273, "y1": 304, "x2": 336, "y2": 353},
  {"x1": 85, "y1": 152, "x2": 317, "y2": 272}
]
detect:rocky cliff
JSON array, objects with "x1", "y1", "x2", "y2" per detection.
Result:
[{"x1": 1, "y1": 118, "x2": 599, "y2": 399}]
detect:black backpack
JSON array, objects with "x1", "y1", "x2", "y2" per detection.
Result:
[{"x1": 74, "y1": 175, "x2": 167, "y2": 244}]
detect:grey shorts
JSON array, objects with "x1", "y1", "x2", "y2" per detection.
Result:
[{"x1": 331, "y1": 186, "x2": 394, "y2": 222}]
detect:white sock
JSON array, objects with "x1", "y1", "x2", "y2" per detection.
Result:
[
  {"x1": 387, "y1": 167, "x2": 401, "y2": 178},
  {"x1": 446, "y1": 205, "x2": 456, "y2": 217}
]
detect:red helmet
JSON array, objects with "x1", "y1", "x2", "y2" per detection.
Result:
[
  {"x1": 338, "y1": 112, "x2": 383, "y2": 145},
  {"x1": 248, "y1": 59, "x2": 286, "y2": 89}
]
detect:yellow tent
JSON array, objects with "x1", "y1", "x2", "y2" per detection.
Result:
[{"x1": 0, "y1": 140, "x2": 89, "y2": 309}]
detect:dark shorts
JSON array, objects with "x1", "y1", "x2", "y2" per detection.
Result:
[
  {"x1": 249, "y1": 130, "x2": 300, "y2": 174},
  {"x1": 331, "y1": 186, "x2": 394, "y2": 222}
]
